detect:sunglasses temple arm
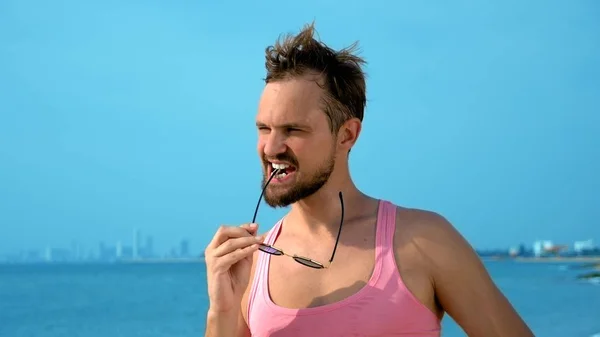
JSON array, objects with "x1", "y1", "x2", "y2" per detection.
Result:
[
  {"x1": 328, "y1": 191, "x2": 344, "y2": 263},
  {"x1": 252, "y1": 169, "x2": 281, "y2": 223}
]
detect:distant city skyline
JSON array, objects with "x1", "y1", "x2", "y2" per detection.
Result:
[
  {"x1": 1, "y1": 2, "x2": 599, "y2": 255},
  {"x1": 2, "y1": 217, "x2": 599, "y2": 257},
  {"x1": 2, "y1": 229, "x2": 195, "y2": 263},
  {"x1": 2, "y1": 231, "x2": 598, "y2": 264}
]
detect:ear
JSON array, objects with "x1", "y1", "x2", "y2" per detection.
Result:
[{"x1": 337, "y1": 117, "x2": 362, "y2": 151}]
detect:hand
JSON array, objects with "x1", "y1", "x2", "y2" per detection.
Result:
[{"x1": 205, "y1": 223, "x2": 264, "y2": 314}]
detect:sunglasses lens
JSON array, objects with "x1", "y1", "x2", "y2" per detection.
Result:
[
  {"x1": 259, "y1": 244, "x2": 283, "y2": 256},
  {"x1": 294, "y1": 257, "x2": 324, "y2": 269}
]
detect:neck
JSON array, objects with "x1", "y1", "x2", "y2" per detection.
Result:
[{"x1": 287, "y1": 172, "x2": 371, "y2": 235}]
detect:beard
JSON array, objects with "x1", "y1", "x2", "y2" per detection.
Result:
[{"x1": 261, "y1": 150, "x2": 336, "y2": 208}]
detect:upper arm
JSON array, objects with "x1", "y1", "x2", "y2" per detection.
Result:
[{"x1": 419, "y1": 213, "x2": 534, "y2": 337}]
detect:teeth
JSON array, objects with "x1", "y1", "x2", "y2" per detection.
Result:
[
  {"x1": 271, "y1": 163, "x2": 290, "y2": 179},
  {"x1": 272, "y1": 163, "x2": 290, "y2": 170}
]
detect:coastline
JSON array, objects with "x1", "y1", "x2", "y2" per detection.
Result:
[
  {"x1": 117, "y1": 257, "x2": 205, "y2": 264},
  {"x1": 0, "y1": 257, "x2": 206, "y2": 266},
  {"x1": 514, "y1": 256, "x2": 600, "y2": 264},
  {"x1": 5, "y1": 255, "x2": 600, "y2": 266}
]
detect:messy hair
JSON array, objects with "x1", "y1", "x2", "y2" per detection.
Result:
[{"x1": 264, "y1": 22, "x2": 367, "y2": 134}]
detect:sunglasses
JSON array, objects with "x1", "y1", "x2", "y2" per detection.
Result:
[{"x1": 251, "y1": 168, "x2": 345, "y2": 269}]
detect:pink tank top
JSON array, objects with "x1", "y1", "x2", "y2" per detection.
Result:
[{"x1": 247, "y1": 200, "x2": 441, "y2": 336}]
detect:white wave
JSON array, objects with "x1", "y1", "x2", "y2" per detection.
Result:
[{"x1": 588, "y1": 277, "x2": 600, "y2": 285}]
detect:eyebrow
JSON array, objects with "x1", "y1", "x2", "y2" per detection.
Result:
[{"x1": 255, "y1": 121, "x2": 312, "y2": 131}]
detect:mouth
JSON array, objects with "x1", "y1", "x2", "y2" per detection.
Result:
[{"x1": 268, "y1": 162, "x2": 297, "y2": 182}]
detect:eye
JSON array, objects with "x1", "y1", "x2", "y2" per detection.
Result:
[
  {"x1": 257, "y1": 126, "x2": 270, "y2": 133},
  {"x1": 286, "y1": 127, "x2": 301, "y2": 134}
]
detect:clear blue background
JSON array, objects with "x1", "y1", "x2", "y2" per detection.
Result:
[{"x1": 1, "y1": 0, "x2": 598, "y2": 256}]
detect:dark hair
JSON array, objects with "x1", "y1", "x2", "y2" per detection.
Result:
[{"x1": 264, "y1": 22, "x2": 367, "y2": 133}]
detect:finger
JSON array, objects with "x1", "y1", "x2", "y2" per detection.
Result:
[
  {"x1": 216, "y1": 244, "x2": 260, "y2": 271},
  {"x1": 240, "y1": 223, "x2": 259, "y2": 235},
  {"x1": 212, "y1": 236, "x2": 263, "y2": 258},
  {"x1": 208, "y1": 225, "x2": 255, "y2": 249},
  {"x1": 239, "y1": 224, "x2": 270, "y2": 242},
  {"x1": 245, "y1": 227, "x2": 267, "y2": 243},
  {"x1": 256, "y1": 233, "x2": 267, "y2": 243}
]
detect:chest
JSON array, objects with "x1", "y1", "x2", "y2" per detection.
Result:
[
  {"x1": 266, "y1": 235, "x2": 376, "y2": 309},
  {"x1": 252, "y1": 253, "x2": 440, "y2": 337}
]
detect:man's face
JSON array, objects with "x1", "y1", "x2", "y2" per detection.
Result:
[{"x1": 255, "y1": 76, "x2": 337, "y2": 208}]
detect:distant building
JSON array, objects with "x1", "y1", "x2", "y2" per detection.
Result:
[
  {"x1": 180, "y1": 239, "x2": 190, "y2": 258},
  {"x1": 509, "y1": 244, "x2": 527, "y2": 257},
  {"x1": 44, "y1": 247, "x2": 73, "y2": 262},
  {"x1": 145, "y1": 236, "x2": 154, "y2": 258},
  {"x1": 116, "y1": 241, "x2": 123, "y2": 259},
  {"x1": 44, "y1": 247, "x2": 53, "y2": 262},
  {"x1": 533, "y1": 240, "x2": 553, "y2": 257},
  {"x1": 574, "y1": 240, "x2": 595, "y2": 254},
  {"x1": 98, "y1": 242, "x2": 117, "y2": 261},
  {"x1": 71, "y1": 241, "x2": 82, "y2": 261},
  {"x1": 133, "y1": 229, "x2": 142, "y2": 259}
]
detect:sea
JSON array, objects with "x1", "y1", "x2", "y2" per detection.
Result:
[{"x1": 0, "y1": 260, "x2": 598, "y2": 337}]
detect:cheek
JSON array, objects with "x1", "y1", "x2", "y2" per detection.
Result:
[
  {"x1": 298, "y1": 136, "x2": 332, "y2": 155},
  {"x1": 256, "y1": 142, "x2": 262, "y2": 155},
  {"x1": 288, "y1": 140, "x2": 321, "y2": 167},
  {"x1": 285, "y1": 139, "x2": 304, "y2": 156},
  {"x1": 256, "y1": 137, "x2": 266, "y2": 155}
]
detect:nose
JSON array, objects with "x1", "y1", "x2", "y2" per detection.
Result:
[{"x1": 262, "y1": 132, "x2": 287, "y2": 158}]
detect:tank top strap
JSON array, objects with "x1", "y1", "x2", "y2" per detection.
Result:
[
  {"x1": 246, "y1": 219, "x2": 282, "y2": 325},
  {"x1": 375, "y1": 200, "x2": 397, "y2": 259},
  {"x1": 264, "y1": 219, "x2": 283, "y2": 245}
]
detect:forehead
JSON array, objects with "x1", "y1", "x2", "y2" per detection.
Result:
[{"x1": 256, "y1": 77, "x2": 328, "y2": 128}]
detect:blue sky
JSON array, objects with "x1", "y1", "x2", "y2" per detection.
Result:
[{"x1": 1, "y1": 1, "x2": 598, "y2": 256}]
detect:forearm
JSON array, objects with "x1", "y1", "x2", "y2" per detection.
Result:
[{"x1": 205, "y1": 310, "x2": 240, "y2": 337}]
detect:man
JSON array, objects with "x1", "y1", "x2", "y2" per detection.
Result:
[{"x1": 204, "y1": 23, "x2": 534, "y2": 337}]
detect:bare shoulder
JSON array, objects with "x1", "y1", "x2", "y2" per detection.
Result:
[
  {"x1": 392, "y1": 206, "x2": 464, "y2": 277},
  {"x1": 394, "y1": 206, "x2": 453, "y2": 242},
  {"x1": 393, "y1": 206, "x2": 534, "y2": 337},
  {"x1": 394, "y1": 207, "x2": 475, "y2": 267}
]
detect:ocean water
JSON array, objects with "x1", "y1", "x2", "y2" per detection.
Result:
[{"x1": 0, "y1": 261, "x2": 598, "y2": 337}]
